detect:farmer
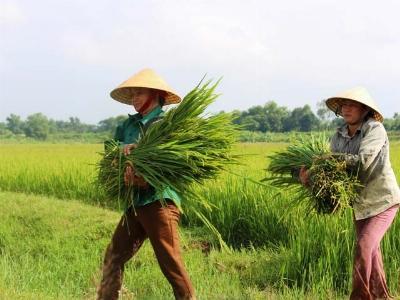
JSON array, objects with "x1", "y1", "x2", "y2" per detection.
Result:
[
  {"x1": 97, "y1": 68, "x2": 196, "y2": 300},
  {"x1": 299, "y1": 87, "x2": 400, "y2": 300}
]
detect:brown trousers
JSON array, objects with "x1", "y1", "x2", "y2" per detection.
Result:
[{"x1": 97, "y1": 200, "x2": 195, "y2": 300}]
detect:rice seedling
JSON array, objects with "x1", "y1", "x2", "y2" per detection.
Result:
[
  {"x1": 264, "y1": 134, "x2": 362, "y2": 214},
  {"x1": 97, "y1": 80, "x2": 239, "y2": 211},
  {"x1": 0, "y1": 144, "x2": 101, "y2": 202}
]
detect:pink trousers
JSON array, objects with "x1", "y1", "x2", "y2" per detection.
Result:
[{"x1": 350, "y1": 204, "x2": 399, "y2": 300}]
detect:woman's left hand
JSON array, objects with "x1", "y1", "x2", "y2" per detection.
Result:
[
  {"x1": 299, "y1": 166, "x2": 310, "y2": 187},
  {"x1": 124, "y1": 165, "x2": 149, "y2": 189}
]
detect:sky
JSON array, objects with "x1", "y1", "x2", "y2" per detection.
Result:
[{"x1": 1, "y1": 0, "x2": 400, "y2": 124}]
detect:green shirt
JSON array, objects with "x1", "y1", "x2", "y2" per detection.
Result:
[{"x1": 114, "y1": 106, "x2": 182, "y2": 208}]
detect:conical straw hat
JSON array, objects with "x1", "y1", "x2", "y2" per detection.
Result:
[
  {"x1": 110, "y1": 68, "x2": 181, "y2": 105},
  {"x1": 325, "y1": 86, "x2": 383, "y2": 122}
]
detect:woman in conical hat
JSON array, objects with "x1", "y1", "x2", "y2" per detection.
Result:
[
  {"x1": 97, "y1": 69, "x2": 196, "y2": 300},
  {"x1": 325, "y1": 86, "x2": 384, "y2": 123},
  {"x1": 110, "y1": 68, "x2": 181, "y2": 108},
  {"x1": 300, "y1": 86, "x2": 400, "y2": 300}
]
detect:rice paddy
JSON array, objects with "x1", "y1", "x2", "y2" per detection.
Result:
[{"x1": 0, "y1": 141, "x2": 399, "y2": 299}]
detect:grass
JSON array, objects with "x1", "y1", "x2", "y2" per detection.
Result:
[
  {"x1": 1, "y1": 130, "x2": 399, "y2": 144},
  {"x1": 0, "y1": 144, "x2": 101, "y2": 204},
  {"x1": 0, "y1": 141, "x2": 399, "y2": 298},
  {"x1": 0, "y1": 191, "x2": 348, "y2": 300}
]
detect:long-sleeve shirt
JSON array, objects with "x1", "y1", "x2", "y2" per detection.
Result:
[
  {"x1": 114, "y1": 106, "x2": 181, "y2": 208},
  {"x1": 330, "y1": 118, "x2": 400, "y2": 220}
]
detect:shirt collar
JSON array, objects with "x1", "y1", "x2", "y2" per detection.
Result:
[
  {"x1": 128, "y1": 113, "x2": 141, "y2": 122},
  {"x1": 140, "y1": 106, "x2": 163, "y2": 126},
  {"x1": 127, "y1": 106, "x2": 163, "y2": 125},
  {"x1": 336, "y1": 121, "x2": 364, "y2": 138}
]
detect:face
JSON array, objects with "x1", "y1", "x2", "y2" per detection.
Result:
[
  {"x1": 340, "y1": 99, "x2": 368, "y2": 125},
  {"x1": 130, "y1": 87, "x2": 158, "y2": 112}
]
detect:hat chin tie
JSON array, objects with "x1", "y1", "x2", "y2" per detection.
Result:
[
  {"x1": 137, "y1": 98, "x2": 154, "y2": 115},
  {"x1": 361, "y1": 108, "x2": 372, "y2": 122}
]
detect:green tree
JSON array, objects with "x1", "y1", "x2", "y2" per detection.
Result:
[
  {"x1": 262, "y1": 101, "x2": 289, "y2": 132},
  {"x1": 231, "y1": 110, "x2": 241, "y2": 123},
  {"x1": 68, "y1": 117, "x2": 82, "y2": 132},
  {"x1": 97, "y1": 115, "x2": 127, "y2": 133},
  {"x1": 24, "y1": 113, "x2": 49, "y2": 140},
  {"x1": 283, "y1": 105, "x2": 320, "y2": 132},
  {"x1": 240, "y1": 116, "x2": 260, "y2": 131},
  {"x1": 246, "y1": 105, "x2": 265, "y2": 131},
  {"x1": 384, "y1": 113, "x2": 400, "y2": 131},
  {"x1": 234, "y1": 101, "x2": 289, "y2": 132},
  {"x1": 393, "y1": 113, "x2": 400, "y2": 130},
  {"x1": 316, "y1": 100, "x2": 335, "y2": 121},
  {"x1": 0, "y1": 122, "x2": 11, "y2": 135},
  {"x1": 6, "y1": 114, "x2": 24, "y2": 134},
  {"x1": 316, "y1": 100, "x2": 336, "y2": 130}
]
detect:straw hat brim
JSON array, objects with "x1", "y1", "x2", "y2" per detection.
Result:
[
  {"x1": 111, "y1": 86, "x2": 181, "y2": 105},
  {"x1": 325, "y1": 87, "x2": 383, "y2": 122},
  {"x1": 110, "y1": 68, "x2": 181, "y2": 106}
]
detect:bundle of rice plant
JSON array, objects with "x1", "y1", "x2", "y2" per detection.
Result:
[
  {"x1": 97, "y1": 79, "x2": 239, "y2": 212},
  {"x1": 263, "y1": 134, "x2": 362, "y2": 214}
]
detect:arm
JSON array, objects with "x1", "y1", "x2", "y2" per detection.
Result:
[
  {"x1": 114, "y1": 121, "x2": 137, "y2": 152},
  {"x1": 113, "y1": 121, "x2": 148, "y2": 188},
  {"x1": 124, "y1": 163, "x2": 149, "y2": 189},
  {"x1": 103, "y1": 123, "x2": 125, "y2": 151},
  {"x1": 122, "y1": 115, "x2": 163, "y2": 188},
  {"x1": 114, "y1": 124, "x2": 125, "y2": 143},
  {"x1": 299, "y1": 166, "x2": 310, "y2": 186},
  {"x1": 334, "y1": 122, "x2": 386, "y2": 170}
]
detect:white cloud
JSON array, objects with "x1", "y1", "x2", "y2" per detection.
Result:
[
  {"x1": 0, "y1": 1, "x2": 25, "y2": 25},
  {"x1": 1, "y1": 0, "x2": 400, "y2": 123},
  {"x1": 57, "y1": 1, "x2": 400, "y2": 76},
  {"x1": 61, "y1": 31, "x2": 105, "y2": 65}
]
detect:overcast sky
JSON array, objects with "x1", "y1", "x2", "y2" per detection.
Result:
[{"x1": 1, "y1": 0, "x2": 399, "y2": 124}]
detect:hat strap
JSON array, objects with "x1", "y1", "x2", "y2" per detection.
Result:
[
  {"x1": 137, "y1": 97, "x2": 155, "y2": 115},
  {"x1": 361, "y1": 108, "x2": 372, "y2": 121},
  {"x1": 335, "y1": 105, "x2": 340, "y2": 117}
]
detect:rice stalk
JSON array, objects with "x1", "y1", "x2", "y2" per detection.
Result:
[
  {"x1": 97, "y1": 79, "x2": 240, "y2": 249},
  {"x1": 263, "y1": 134, "x2": 362, "y2": 214}
]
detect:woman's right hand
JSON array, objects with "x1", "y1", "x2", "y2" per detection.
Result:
[
  {"x1": 299, "y1": 166, "x2": 310, "y2": 187},
  {"x1": 123, "y1": 143, "x2": 138, "y2": 156}
]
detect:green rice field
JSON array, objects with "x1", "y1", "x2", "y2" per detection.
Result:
[{"x1": 0, "y1": 141, "x2": 399, "y2": 299}]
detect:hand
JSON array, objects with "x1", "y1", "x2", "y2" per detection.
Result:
[
  {"x1": 123, "y1": 143, "x2": 138, "y2": 156},
  {"x1": 124, "y1": 164, "x2": 149, "y2": 189},
  {"x1": 299, "y1": 166, "x2": 310, "y2": 187},
  {"x1": 314, "y1": 153, "x2": 333, "y2": 161}
]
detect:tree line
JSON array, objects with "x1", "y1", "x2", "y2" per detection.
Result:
[
  {"x1": 0, "y1": 113, "x2": 126, "y2": 140},
  {"x1": 1, "y1": 101, "x2": 399, "y2": 140},
  {"x1": 231, "y1": 101, "x2": 400, "y2": 132}
]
